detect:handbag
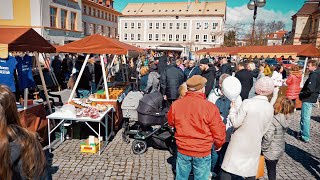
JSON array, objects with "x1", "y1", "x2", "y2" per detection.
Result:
[{"x1": 256, "y1": 155, "x2": 265, "y2": 179}]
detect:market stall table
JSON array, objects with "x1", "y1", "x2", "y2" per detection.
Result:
[{"x1": 46, "y1": 106, "x2": 114, "y2": 155}]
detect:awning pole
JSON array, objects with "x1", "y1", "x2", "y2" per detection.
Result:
[
  {"x1": 35, "y1": 52, "x2": 52, "y2": 114},
  {"x1": 100, "y1": 55, "x2": 109, "y2": 100},
  {"x1": 23, "y1": 88, "x2": 28, "y2": 109},
  {"x1": 300, "y1": 57, "x2": 308, "y2": 88},
  {"x1": 68, "y1": 54, "x2": 90, "y2": 102}
]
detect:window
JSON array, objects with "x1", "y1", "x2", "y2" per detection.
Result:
[
  {"x1": 213, "y1": 23, "x2": 218, "y2": 30},
  {"x1": 169, "y1": 34, "x2": 173, "y2": 41},
  {"x1": 108, "y1": 13, "x2": 111, "y2": 21},
  {"x1": 124, "y1": 22, "x2": 128, "y2": 29},
  {"x1": 163, "y1": 23, "x2": 166, "y2": 29},
  {"x1": 183, "y1": 34, "x2": 187, "y2": 42},
  {"x1": 162, "y1": 34, "x2": 166, "y2": 41},
  {"x1": 138, "y1": 34, "x2": 141, "y2": 41},
  {"x1": 195, "y1": 47, "x2": 199, "y2": 52},
  {"x1": 211, "y1": 35, "x2": 216, "y2": 42},
  {"x1": 176, "y1": 34, "x2": 180, "y2": 41},
  {"x1": 61, "y1": 9, "x2": 67, "y2": 29},
  {"x1": 83, "y1": 22, "x2": 87, "y2": 35},
  {"x1": 196, "y1": 22, "x2": 201, "y2": 29},
  {"x1": 93, "y1": 8, "x2": 96, "y2": 16},
  {"x1": 108, "y1": 27, "x2": 111, "y2": 37},
  {"x1": 92, "y1": 24, "x2": 96, "y2": 34},
  {"x1": 83, "y1": 6, "x2": 87, "y2": 14},
  {"x1": 204, "y1": 22, "x2": 209, "y2": 29},
  {"x1": 138, "y1": 22, "x2": 141, "y2": 29},
  {"x1": 203, "y1": 35, "x2": 208, "y2": 42},
  {"x1": 112, "y1": 15, "x2": 114, "y2": 22},
  {"x1": 104, "y1": 12, "x2": 107, "y2": 19},
  {"x1": 101, "y1": 11, "x2": 103, "y2": 19},
  {"x1": 156, "y1": 23, "x2": 160, "y2": 29},
  {"x1": 70, "y1": 12, "x2": 76, "y2": 30},
  {"x1": 176, "y1": 23, "x2": 180, "y2": 29},
  {"x1": 155, "y1": 34, "x2": 159, "y2": 41},
  {"x1": 88, "y1": 7, "x2": 91, "y2": 15},
  {"x1": 50, "y1": 7, "x2": 57, "y2": 28},
  {"x1": 131, "y1": 34, "x2": 134, "y2": 41},
  {"x1": 195, "y1": 34, "x2": 200, "y2": 42},
  {"x1": 169, "y1": 23, "x2": 173, "y2": 29},
  {"x1": 149, "y1": 22, "x2": 153, "y2": 29},
  {"x1": 124, "y1": 33, "x2": 128, "y2": 40},
  {"x1": 273, "y1": 34, "x2": 277, "y2": 38},
  {"x1": 131, "y1": 22, "x2": 134, "y2": 29},
  {"x1": 101, "y1": 25, "x2": 104, "y2": 35},
  {"x1": 148, "y1": 34, "x2": 153, "y2": 41},
  {"x1": 183, "y1": 23, "x2": 187, "y2": 29},
  {"x1": 97, "y1": 10, "x2": 100, "y2": 18}
]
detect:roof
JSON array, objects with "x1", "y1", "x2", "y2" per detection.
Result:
[
  {"x1": 196, "y1": 44, "x2": 320, "y2": 57},
  {"x1": 56, "y1": 34, "x2": 142, "y2": 54},
  {"x1": 82, "y1": 0, "x2": 122, "y2": 15},
  {"x1": 121, "y1": 1, "x2": 226, "y2": 17},
  {"x1": 0, "y1": 27, "x2": 55, "y2": 58},
  {"x1": 293, "y1": 1, "x2": 319, "y2": 17},
  {"x1": 266, "y1": 30, "x2": 288, "y2": 40}
]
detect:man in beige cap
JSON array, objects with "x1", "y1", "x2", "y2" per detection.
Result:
[{"x1": 168, "y1": 75, "x2": 226, "y2": 180}]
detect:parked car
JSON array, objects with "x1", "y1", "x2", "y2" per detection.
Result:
[
  {"x1": 265, "y1": 58, "x2": 278, "y2": 67},
  {"x1": 282, "y1": 60, "x2": 294, "y2": 69}
]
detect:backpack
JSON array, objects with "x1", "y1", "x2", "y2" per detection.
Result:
[{"x1": 215, "y1": 95, "x2": 231, "y2": 124}]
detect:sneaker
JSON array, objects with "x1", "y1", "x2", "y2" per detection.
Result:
[{"x1": 299, "y1": 137, "x2": 309, "y2": 143}]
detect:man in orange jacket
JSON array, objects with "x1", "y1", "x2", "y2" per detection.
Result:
[{"x1": 168, "y1": 75, "x2": 226, "y2": 179}]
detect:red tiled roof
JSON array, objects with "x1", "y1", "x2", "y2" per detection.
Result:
[
  {"x1": 266, "y1": 30, "x2": 288, "y2": 40},
  {"x1": 294, "y1": 2, "x2": 319, "y2": 17}
]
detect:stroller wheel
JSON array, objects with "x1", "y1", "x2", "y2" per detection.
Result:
[{"x1": 132, "y1": 140, "x2": 147, "y2": 155}]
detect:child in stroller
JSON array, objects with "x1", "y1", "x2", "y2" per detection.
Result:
[{"x1": 124, "y1": 91, "x2": 175, "y2": 155}]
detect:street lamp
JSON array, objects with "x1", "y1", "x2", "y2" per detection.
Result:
[{"x1": 247, "y1": 0, "x2": 266, "y2": 45}]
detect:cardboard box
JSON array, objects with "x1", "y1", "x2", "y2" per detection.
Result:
[{"x1": 80, "y1": 137, "x2": 103, "y2": 154}]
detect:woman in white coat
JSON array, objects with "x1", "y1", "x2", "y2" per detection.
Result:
[{"x1": 220, "y1": 76, "x2": 275, "y2": 179}]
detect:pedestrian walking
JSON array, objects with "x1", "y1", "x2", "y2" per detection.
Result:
[
  {"x1": 199, "y1": 58, "x2": 216, "y2": 97},
  {"x1": 262, "y1": 96, "x2": 295, "y2": 180},
  {"x1": 221, "y1": 76, "x2": 274, "y2": 180},
  {"x1": 235, "y1": 62, "x2": 253, "y2": 100},
  {"x1": 286, "y1": 65, "x2": 302, "y2": 104},
  {"x1": 144, "y1": 64, "x2": 160, "y2": 93},
  {"x1": 297, "y1": 60, "x2": 320, "y2": 143},
  {"x1": 271, "y1": 65, "x2": 284, "y2": 87},
  {"x1": 168, "y1": 75, "x2": 226, "y2": 180}
]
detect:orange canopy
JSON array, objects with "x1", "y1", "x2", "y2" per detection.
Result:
[
  {"x1": 0, "y1": 27, "x2": 55, "y2": 56},
  {"x1": 196, "y1": 46, "x2": 241, "y2": 56},
  {"x1": 56, "y1": 34, "x2": 142, "y2": 55}
]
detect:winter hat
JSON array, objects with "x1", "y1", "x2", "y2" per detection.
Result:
[
  {"x1": 200, "y1": 58, "x2": 210, "y2": 64},
  {"x1": 186, "y1": 75, "x2": 207, "y2": 91},
  {"x1": 255, "y1": 76, "x2": 274, "y2": 96}
]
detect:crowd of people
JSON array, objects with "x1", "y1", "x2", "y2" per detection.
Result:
[{"x1": 0, "y1": 50, "x2": 319, "y2": 179}]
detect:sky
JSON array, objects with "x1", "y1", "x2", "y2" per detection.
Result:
[{"x1": 114, "y1": 0, "x2": 306, "y2": 30}]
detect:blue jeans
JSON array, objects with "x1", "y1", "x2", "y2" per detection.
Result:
[
  {"x1": 211, "y1": 144, "x2": 219, "y2": 175},
  {"x1": 300, "y1": 102, "x2": 315, "y2": 142},
  {"x1": 176, "y1": 152, "x2": 211, "y2": 180}
]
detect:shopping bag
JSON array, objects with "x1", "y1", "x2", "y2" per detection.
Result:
[{"x1": 256, "y1": 155, "x2": 265, "y2": 179}]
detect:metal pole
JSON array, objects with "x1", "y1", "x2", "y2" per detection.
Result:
[
  {"x1": 251, "y1": 5, "x2": 258, "y2": 46},
  {"x1": 100, "y1": 55, "x2": 109, "y2": 100}
]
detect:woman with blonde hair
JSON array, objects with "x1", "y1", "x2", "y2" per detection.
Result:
[
  {"x1": 139, "y1": 66, "x2": 149, "y2": 91},
  {"x1": 0, "y1": 85, "x2": 48, "y2": 180}
]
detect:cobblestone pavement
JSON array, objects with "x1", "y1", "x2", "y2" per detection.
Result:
[{"x1": 48, "y1": 107, "x2": 320, "y2": 180}]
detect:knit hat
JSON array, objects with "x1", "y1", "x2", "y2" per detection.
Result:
[
  {"x1": 255, "y1": 76, "x2": 274, "y2": 96},
  {"x1": 186, "y1": 75, "x2": 207, "y2": 91},
  {"x1": 200, "y1": 58, "x2": 210, "y2": 64}
]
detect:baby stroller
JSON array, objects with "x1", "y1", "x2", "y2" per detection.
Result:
[
  {"x1": 131, "y1": 92, "x2": 176, "y2": 155},
  {"x1": 121, "y1": 91, "x2": 144, "y2": 143}
]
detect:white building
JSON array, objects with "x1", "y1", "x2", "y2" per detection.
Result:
[
  {"x1": 0, "y1": 0, "x2": 83, "y2": 45},
  {"x1": 266, "y1": 30, "x2": 288, "y2": 46},
  {"x1": 119, "y1": 0, "x2": 226, "y2": 55},
  {"x1": 82, "y1": 0, "x2": 121, "y2": 38}
]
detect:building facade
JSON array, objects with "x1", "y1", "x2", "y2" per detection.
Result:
[
  {"x1": 119, "y1": 1, "x2": 226, "y2": 55},
  {"x1": 0, "y1": 0, "x2": 83, "y2": 45},
  {"x1": 82, "y1": 0, "x2": 121, "y2": 38},
  {"x1": 266, "y1": 30, "x2": 288, "y2": 46},
  {"x1": 290, "y1": 0, "x2": 320, "y2": 46}
]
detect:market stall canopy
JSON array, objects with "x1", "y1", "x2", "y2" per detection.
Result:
[
  {"x1": 237, "y1": 44, "x2": 320, "y2": 58},
  {"x1": 0, "y1": 27, "x2": 56, "y2": 58},
  {"x1": 196, "y1": 46, "x2": 241, "y2": 56},
  {"x1": 56, "y1": 34, "x2": 143, "y2": 55}
]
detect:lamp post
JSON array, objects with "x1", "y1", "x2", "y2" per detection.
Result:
[{"x1": 247, "y1": 0, "x2": 266, "y2": 45}]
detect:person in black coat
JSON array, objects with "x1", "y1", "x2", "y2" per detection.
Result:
[
  {"x1": 235, "y1": 62, "x2": 253, "y2": 100},
  {"x1": 220, "y1": 58, "x2": 232, "y2": 75},
  {"x1": 157, "y1": 53, "x2": 168, "y2": 75},
  {"x1": 160, "y1": 58, "x2": 184, "y2": 103},
  {"x1": 199, "y1": 58, "x2": 216, "y2": 97}
]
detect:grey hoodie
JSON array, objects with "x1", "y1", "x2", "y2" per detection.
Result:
[
  {"x1": 262, "y1": 113, "x2": 291, "y2": 160},
  {"x1": 144, "y1": 71, "x2": 160, "y2": 93}
]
